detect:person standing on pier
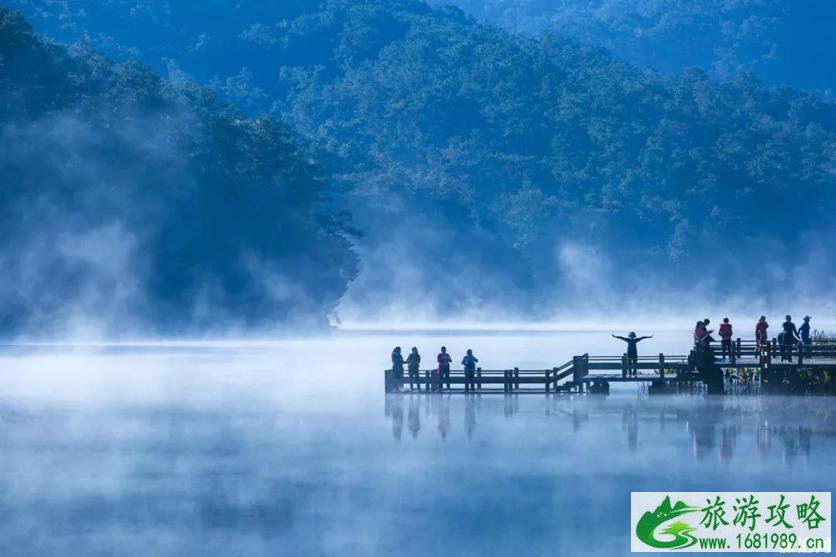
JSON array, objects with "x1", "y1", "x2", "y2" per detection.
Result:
[
  {"x1": 437, "y1": 346, "x2": 452, "y2": 392},
  {"x1": 780, "y1": 315, "x2": 799, "y2": 361},
  {"x1": 702, "y1": 319, "x2": 712, "y2": 341},
  {"x1": 755, "y1": 316, "x2": 769, "y2": 354},
  {"x1": 406, "y1": 347, "x2": 422, "y2": 392},
  {"x1": 612, "y1": 332, "x2": 652, "y2": 376},
  {"x1": 694, "y1": 320, "x2": 712, "y2": 345},
  {"x1": 391, "y1": 347, "x2": 405, "y2": 392},
  {"x1": 694, "y1": 321, "x2": 704, "y2": 345},
  {"x1": 719, "y1": 318, "x2": 734, "y2": 361},
  {"x1": 799, "y1": 316, "x2": 812, "y2": 357},
  {"x1": 462, "y1": 349, "x2": 479, "y2": 393}
]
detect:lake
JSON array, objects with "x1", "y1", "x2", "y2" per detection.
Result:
[{"x1": 0, "y1": 330, "x2": 833, "y2": 556}]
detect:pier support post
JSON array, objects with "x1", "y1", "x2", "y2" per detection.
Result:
[
  {"x1": 545, "y1": 368, "x2": 550, "y2": 393},
  {"x1": 621, "y1": 354, "x2": 628, "y2": 379},
  {"x1": 385, "y1": 369, "x2": 394, "y2": 393},
  {"x1": 477, "y1": 367, "x2": 482, "y2": 392},
  {"x1": 514, "y1": 367, "x2": 520, "y2": 390},
  {"x1": 659, "y1": 353, "x2": 665, "y2": 379},
  {"x1": 734, "y1": 338, "x2": 741, "y2": 363}
]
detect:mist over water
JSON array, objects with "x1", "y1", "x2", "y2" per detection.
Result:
[{"x1": 1, "y1": 331, "x2": 834, "y2": 556}]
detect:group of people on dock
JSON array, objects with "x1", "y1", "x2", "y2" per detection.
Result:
[
  {"x1": 693, "y1": 314, "x2": 813, "y2": 361},
  {"x1": 390, "y1": 346, "x2": 479, "y2": 392},
  {"x1": 389, "y1": 314, "x2": 816, "y2": 391}
]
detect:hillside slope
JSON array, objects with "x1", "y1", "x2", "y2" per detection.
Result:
[
  {"x1": 0, "y1": 9, "x2": 357, "y2": 335},
  {"x1": 7, "y1": 1, "x2": 836, "y2": 316}
]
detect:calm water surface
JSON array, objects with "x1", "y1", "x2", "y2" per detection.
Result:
[{"x1": 0, "y1": 331, "x2": 833, "y2": 556}]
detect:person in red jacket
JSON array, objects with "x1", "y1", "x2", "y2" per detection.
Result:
[{"x1": 718, "y1": 318, "x2": 734, "y2": 361}]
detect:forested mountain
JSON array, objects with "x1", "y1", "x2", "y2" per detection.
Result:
[
  {"x1": 436, "y1": 0, "x2": 836, "y2": 95},
  {"x1": 4, "y1": 1, "x2": 836, "y2": 322},
  {"x1": 0, "y1": 8, "x2": 358, "y2": 335},
  {"x1": 279, "y1": 1, "x2": 836, "y2": 314}
]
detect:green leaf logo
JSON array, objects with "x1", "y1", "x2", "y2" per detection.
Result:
[{"x1": 636, "y1": 496, "x2": 700, "y2": 550}]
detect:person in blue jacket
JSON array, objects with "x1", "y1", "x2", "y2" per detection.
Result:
[
  {"x1": 462, "y1": 349, "x2": 479, "y2": 393},
  {"x1": 799, "y1": 316, "x2": 812, "y2": 357}
]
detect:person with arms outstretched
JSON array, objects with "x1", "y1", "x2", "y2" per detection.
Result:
[{"x1": 612, "y1": 332, "x2": 652, "y2": 377}]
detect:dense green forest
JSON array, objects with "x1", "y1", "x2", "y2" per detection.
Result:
[
  {"x1": 0, "y1": 8, "x2": 358, "y2": 335},
  {"x1": 279, "y1": 1, "x2": 836, "y2": 313},
  {"x1": 4, "y1": 0, "x2": 836, "y2": 326},
  {"x1": 434, "y1": 0, "x2": 836, "y2": 94}
]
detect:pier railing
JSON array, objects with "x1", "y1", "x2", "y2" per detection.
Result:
[
  {"x1": 718, "y1": 338, "x2": 836, "y2": 365},
  {"x1": 383, "y1": 338, "x2": 836, "y2": 394},
  {"x1": 384, "y1": 366, "x2": 572, "y2": 394}
]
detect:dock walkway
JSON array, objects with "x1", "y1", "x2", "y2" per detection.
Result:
[{"x1": 384, "y1": 338, "x2": 836, "y2": 394}]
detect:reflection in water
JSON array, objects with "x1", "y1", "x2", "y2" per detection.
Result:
[
  {"x1": 392, "y1": 400, "x2": 403, "y2": 441},
  {"x1": 622, "y1": 404, "x2": 638, "y2": 452},
  {"x1": 503, "y1": 394, "x2": 519, "y2": 417},
  {"x1": 767, "y1": 424, "x2": 813, "y2": 465},
  {"x1": 464, "y1": 395, "x2": 476, "y2": 439},
  {"x1": 383, "y1": 393, "x2": 826, "y2": 467},
  {"x1": 720, "y1": 425, "x2": 737, "y2": 464},
  {"x1": 385, "y1": 394, "x2": 485, "y2": 441},
  {"x1": 1, "y1": 339, "x2": 834, "y2": 557},
  {"x1": 437, "y1": 395, "x2": 450, "y2": 440},
  {"x1": 758, "y1": 420, "x2": 772, "y2": 458},
  {"x1": 691, "y1": 421, "x2": 715, "y2": 460},
  {"x1": 408, "y1": 397, "x2": 420, "y2": 439}
]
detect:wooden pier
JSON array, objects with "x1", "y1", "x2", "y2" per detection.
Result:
[{"x1": 384, "y1": 338, "x2": 836, "y2": 394}]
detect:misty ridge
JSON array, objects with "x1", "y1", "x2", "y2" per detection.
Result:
[
  {"x1": 1, "y1": 1, "x2": 835, "y2": 337},
  {"x1": 0, "y1": 9, "x2": 357, "y2": 337}
]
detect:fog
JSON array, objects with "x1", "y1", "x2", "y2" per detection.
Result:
[
  {"x1": 1, "y1": 333, "x2": 834, "y2": 556},
  {"x1": 335, "y1": 244, "x2": 836, "y2": 334}
]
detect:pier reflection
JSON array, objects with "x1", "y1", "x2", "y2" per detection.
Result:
[
  {"x1": 622, "y1": 404, "x2": 638, "y2": 451},
  {"x1": 436, "y1": 395, "x2": 450, "y2": 440},
  {"x1": 384, "y1": 394, "x2": 829, "y2": 466},
  {"x1": 408, "y1": 397, "x2": 420, "y2": 439},
  {"x1": 464, "y1": 395, "x2": 476, "y2": 439}
]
